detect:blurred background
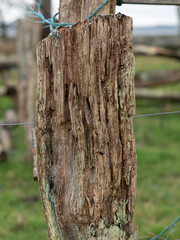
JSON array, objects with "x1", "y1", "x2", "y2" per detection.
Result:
[{"x1": 0, "y1": 1, "x2": 180, "y2": 239}]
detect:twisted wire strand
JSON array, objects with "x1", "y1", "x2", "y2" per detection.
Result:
[{"x1": 24, "y1": 0, "x2": 111, "y2": 30}]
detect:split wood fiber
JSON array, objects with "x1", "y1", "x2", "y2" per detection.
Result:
[{"x1": 36, "y1": 14, "x2": 137, "y2": 240}]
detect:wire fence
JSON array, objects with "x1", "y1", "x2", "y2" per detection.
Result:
[
  {"x1": 0, "y1": 110, "x2": 180, "y2": 127},
  {"x1": 1, "y1": 0, "x2": 179, "y2": 239}
]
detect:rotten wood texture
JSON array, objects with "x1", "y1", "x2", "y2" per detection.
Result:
[
  {"x1": 36, "y1": 14, "x2": 137, "y2": 239},
  {"x1": 135, "y1": 88, "x2": 180, "y2": 101},
  {"x1": 135, "y1": 70, "x2": 180, "y2": 88},
  {"x1": 59, "y1": 0, "x2": 116, "y2": 23}
]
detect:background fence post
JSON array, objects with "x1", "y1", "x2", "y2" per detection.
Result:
[
  {"x1": 17, "y1": 1, "x2": 51, "y2": 161},
  {"x1": 17, "y1": 19, "x2": 41, "y2": 160},
  {"x1": 59, "y1": 0, "x2": 116, "y2": 22},
  {"x1": 36, "y1": 1, "x2": 137, "y2": 239}
]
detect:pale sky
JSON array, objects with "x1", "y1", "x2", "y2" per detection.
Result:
[
  {"x1": 0, "y1": 0, "x2": 179, "y2": 27},
  {"x1": 116, "y1": 4, "x2": 178, "y2": 27}
]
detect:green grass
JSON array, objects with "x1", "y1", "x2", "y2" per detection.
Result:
[
  {"x1": 134, "y1": 55, "x2": 180, "y2": 239},
  {"x1": 0, "y1": 160, "x2": 48, "y2": 240},
  {"x1": 134, "y1": 99, "x2": 180, "y2": 239}
]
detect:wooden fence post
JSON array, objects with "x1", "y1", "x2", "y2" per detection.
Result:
[{"x1": 36, "y1": 1, "x2": 137, "y2": 239}]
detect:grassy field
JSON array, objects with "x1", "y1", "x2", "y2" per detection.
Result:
[
  {"x1": 135, "y1": 56, "x2": 180, "y2": 239},
  {"x1": 134, "y1": 99, "x2": 180, "y2": 239},
  {"x1": 0, "y1": 56, "x2": 180, "y2": 239}
]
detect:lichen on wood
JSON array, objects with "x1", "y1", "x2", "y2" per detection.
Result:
[{"x1": 36, "y1": 13, "x2": 136, "y2": 240}]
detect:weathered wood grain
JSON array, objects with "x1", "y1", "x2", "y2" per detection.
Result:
[
  {"x1": 59, "y1": 0, "x2": 116, "y2": 22},
  {"x1": 36, "y1": 14, "x2": 136, "y2": 239}
]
